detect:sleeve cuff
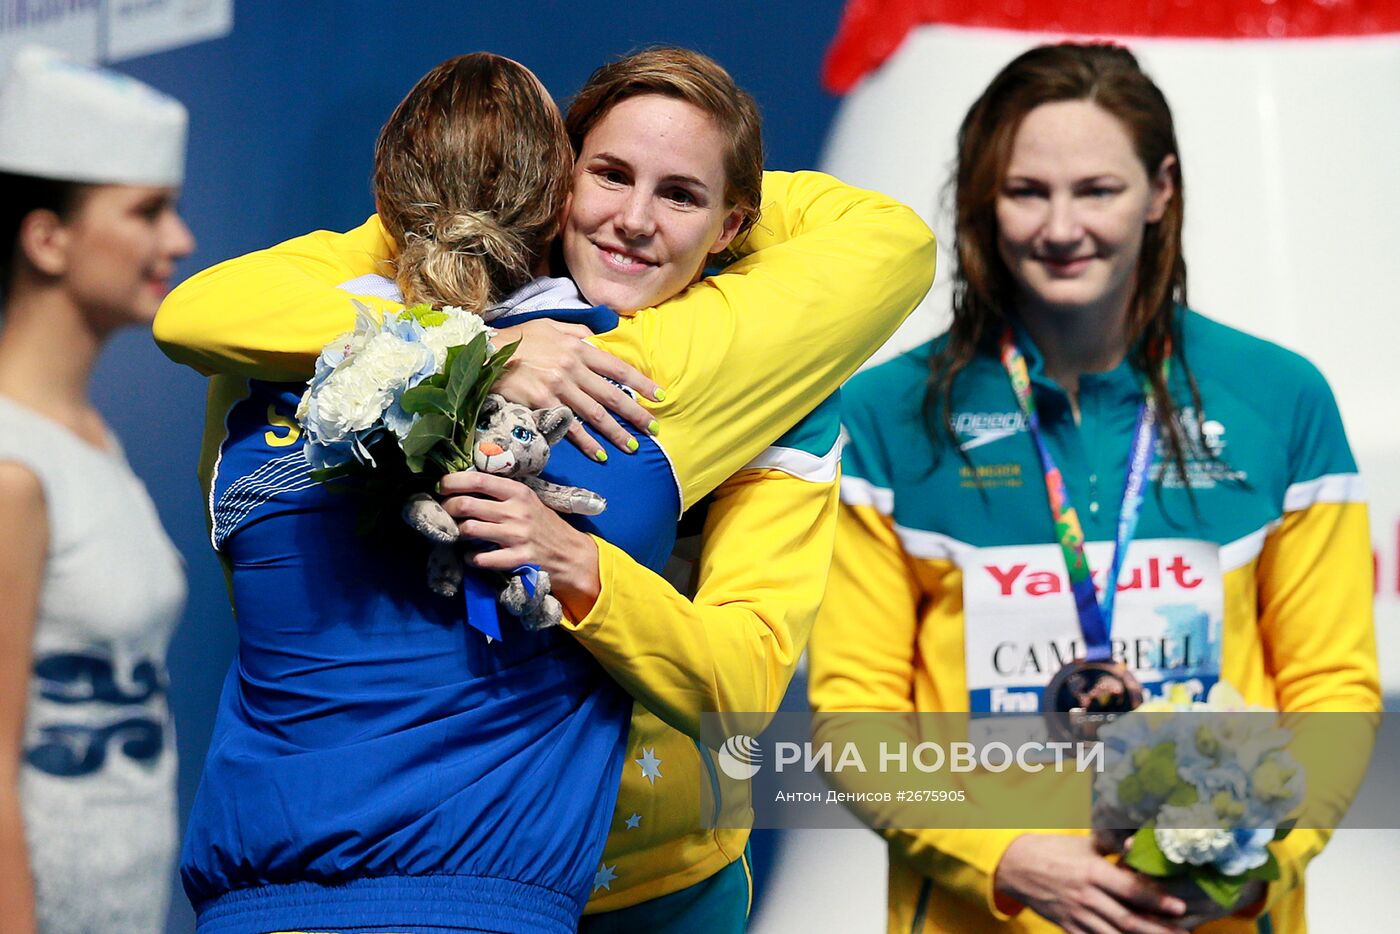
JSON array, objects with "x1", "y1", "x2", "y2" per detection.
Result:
[
  {"x1": 982, "y1": 830, "x2": 1052, "y2": 921},
  {"x1": 558, "y1": 534, "x2": 615, "y2": 635}
]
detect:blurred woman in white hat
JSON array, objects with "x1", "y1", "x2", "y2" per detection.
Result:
[{"x1": 0, "y1": 46, "x2": 192, "y2": 933}]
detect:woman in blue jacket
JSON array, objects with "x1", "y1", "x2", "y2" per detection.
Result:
[{"x1": 166, "y1": 51, "x2": 935, "y2": 934}]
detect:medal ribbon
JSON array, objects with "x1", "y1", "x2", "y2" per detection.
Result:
[{"x1": 999, "y1": 327, "x2": 1164, "y2": 662}]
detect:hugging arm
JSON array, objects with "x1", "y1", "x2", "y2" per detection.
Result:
[
  {"x1": 153, "y1": 220, "x2": 403, "y2": 381},
  {"x1": 436, "y1": 455, "x2": 835, "y2": 739},
  {"x1": 561, "y1": 464, "x2": 838, "y2": 738},
  {"x1": 153, "y1": 221, "x2": 658, "y2": 454},
  {"x1": 156, "y1": 172, "x2": 936, "y2": 488}
]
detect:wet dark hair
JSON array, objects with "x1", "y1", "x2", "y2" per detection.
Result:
[{"x1": 929, "y1": 42, "x2": 1206, "y2": 489}]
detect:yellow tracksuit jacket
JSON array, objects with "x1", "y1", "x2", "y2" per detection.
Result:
[
  {"x1": 155, "y1": 171, "x2": 936, "y2": 911},
  {"x1": 809, "y1": 314, "x2": 1380, "y2": 934}
]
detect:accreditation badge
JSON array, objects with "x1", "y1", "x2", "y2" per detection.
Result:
[{"x1": 961, "y1": 538, "x2": 1223, "y2": 736}]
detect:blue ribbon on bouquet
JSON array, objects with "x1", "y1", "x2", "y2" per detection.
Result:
[
  {"x1": 513, "y1": 564, "x2": 542, "y2": 598},
  {"x1": 461, "y1": 563, "x2": 543, "y2": 641},
  {"x1": 462, "y1": 572, "x2": 504, "y2": 641}
]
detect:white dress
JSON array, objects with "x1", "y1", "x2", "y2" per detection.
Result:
[{"x1": 0, "y1": 395, "x2": 186, "y2": 933}]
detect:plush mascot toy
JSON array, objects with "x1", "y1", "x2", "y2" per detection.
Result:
[{"x1": 402, "y1": 394, "x2": 606, "y2": 629}]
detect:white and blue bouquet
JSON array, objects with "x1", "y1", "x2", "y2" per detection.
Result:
[
  {"x1": 295, "y1": 300, "x2": 516, "y2": 480},
  {"x1": 1093, "y1": 684, "x2": 1303, "y2": 911}
]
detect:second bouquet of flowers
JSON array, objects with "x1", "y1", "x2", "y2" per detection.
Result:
[{"x1": 1092, "y1": 684, "x2": 1304, "y2": 913}]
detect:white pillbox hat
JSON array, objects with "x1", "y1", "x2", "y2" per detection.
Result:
[{"x1": 0, "y1": 46, "x2": 187, "y2": 186}]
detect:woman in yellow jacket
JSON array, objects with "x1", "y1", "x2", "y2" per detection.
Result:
[
  {"x1": 156, "y1": 48, "x2": 934, "y2": 933},
  {"x1": 809, "y1": 43, "x2": 1378, "y2": 934}
]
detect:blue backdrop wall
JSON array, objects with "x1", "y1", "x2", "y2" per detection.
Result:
[{"x1": 89, "y1": 2, "x2": 847, "y2": 930}]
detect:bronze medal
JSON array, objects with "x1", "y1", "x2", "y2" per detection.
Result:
[{"x1": 1044, "y1": 658, "x2": 1144, "y2": 742}]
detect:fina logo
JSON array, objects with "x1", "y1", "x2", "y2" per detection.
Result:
[{"x1": 718, "y1": 734, "x2": 763, "y2": 780}]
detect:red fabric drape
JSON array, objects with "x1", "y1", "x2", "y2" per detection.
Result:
[{"x1": 824, "y1": 0, "x2": 1400, "y2": 93}]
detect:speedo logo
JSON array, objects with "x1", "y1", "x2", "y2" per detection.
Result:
[{"x1": 955, "y1": 411, "x2": 1028, "y2": 451}]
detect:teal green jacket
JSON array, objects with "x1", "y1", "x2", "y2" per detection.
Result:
[{"x1": 811, "y1": 308, "x2": 1379, "y2": 934}]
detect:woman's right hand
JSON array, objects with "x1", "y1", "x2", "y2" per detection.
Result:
[
  {"x1": 490, "y1": 319, "x2": 662, "y2": 461},
  {"x1": 993, "y1": 835, "x2": 1188, "y2": 934}
]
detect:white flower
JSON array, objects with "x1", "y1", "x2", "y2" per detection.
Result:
[
  {"x1": 421, "y1": 305, "x2": 490, "y2": 365},
  {"x1": 1154, "y1": 804, "x2": 1277, "y2": 877},
  {"x1": 297, "y1": 298, "x2": 500, "y2": 472},
  {"x1": 1204, "y1": 681, "x2": 1269, "y2": 712},
  {"x1": 310, "y1": 331, "x2": 433, "y2": 438},
  {"x1": 1235, "y1": 723, "x2": 1293, "y2": 773},
  {"x1": 1155, "y1": 804, "x2": 1235, "y2": 866}
]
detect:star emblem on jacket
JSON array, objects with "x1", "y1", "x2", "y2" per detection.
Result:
[
  {"x1": 593, "y1": 862, "x2": 619, "y2": 892},
  {"x1": 635, "y1": 746, "x2": 662, "y2": 784}
]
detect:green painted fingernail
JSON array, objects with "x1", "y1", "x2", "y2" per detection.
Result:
[
  {"x1": 647, "y1": 420, "x2": 660, "y2": 436},
  {"x1": 626, "y1": 437, "x2": 640, "y2": 453},
  {"x1": 653, "y1": 388, "x2": 667, "y2": 402},
  {"x1": 594, "y1": 450, "x2": 608, "y2": 463}
]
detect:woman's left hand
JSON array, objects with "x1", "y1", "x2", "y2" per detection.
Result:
[{"x1": 437, "y1": 470, "x2": 600, "y2": 612}]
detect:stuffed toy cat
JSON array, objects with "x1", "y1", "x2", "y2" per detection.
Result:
[{"x1": 402, "y1": 393, "x2": 606, "y2": 629}]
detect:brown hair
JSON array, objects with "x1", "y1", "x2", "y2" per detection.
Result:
[
  {"x1": 0, "y1": 173, "x2": 87, "y2": 300},
  {"x1": 373, "y1": 53, "x2": 572, "y2": 311},
  {"x1": 565, "y1": 47, "x2": 764, "y2": 243},
  {"x1": 929, "y1": 42, "x2": 1204, "y2": 485}
]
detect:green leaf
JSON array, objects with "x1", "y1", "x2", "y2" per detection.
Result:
[
  {"x1": 1193, "y1": 869, "x2": 1248, "y2": 910},
  {"x1": 407, "y1": 303, "x2": 448, "y2": 327},
  {"x1": 1165, "y1": 782, "x2": 1200, "y2": 807},
  {"x1": 1118, "y1": 774, "x2": 1145, "y2": 807},
  {"x1": 402, "y1": 413, "x2": 454, "y2": 458},
  {"x1": 472, "y1": 337, "x2": 516, "y2": 390},
  {"x1": 447, "y1": 333, "x2": 488, "y2": 411},
  {"x1": 490, "y1": 337, "x2": 520, "y2": 369},
  {"x1": 433, "y1": 344, "x2": 464, "y2": 397},
  {"x1": 404, "y1": 451, "x2": 426, "y2": 474},
  {"x1": 461, "y1": 383, "x2": 497, "y2": 448},
  {"x1": 1139, "y1": 742, "x2": 1180, "y2": 796},
  {"x1": 1243, "y1": 851, "x2": 1281, "y2": 882},
  {"x1": 1122, "y1": 824, "x2": 1185, "y2": 877},
  {"x1": 309, "y1": 462, "x2": 360, "y2": 484},
  {"x1": 400, "y1": 384, "x2": 453, "y2": 416}
]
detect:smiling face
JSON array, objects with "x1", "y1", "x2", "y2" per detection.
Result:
[
  {"x1": 562, "y1": 93, "x2": 743, "y2": 313},
  {"x1": 995, "y1": 99, "x2": 1174, "y2": 323},
  {"x1": 61, "y1": 184, "x2": 195, "y2": 329}
]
